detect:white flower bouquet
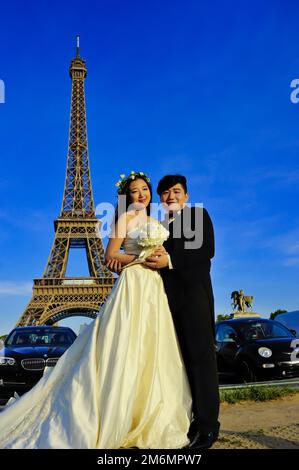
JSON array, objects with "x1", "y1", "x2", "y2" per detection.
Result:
[
  {"x1": 123, "y1": 222, "x2": 169, "y2": 269},
  {"x1": 137, "y1": 222, "x2": 170, "y2": 248}
]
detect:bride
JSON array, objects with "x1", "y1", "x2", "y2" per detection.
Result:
[{"x1": 0, "y1": 172, "x2": 192, "y2": 449}]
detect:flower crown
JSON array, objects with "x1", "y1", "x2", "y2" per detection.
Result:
[{"x1": 115, "y1": 171, "x2": 150, "y2": 194}]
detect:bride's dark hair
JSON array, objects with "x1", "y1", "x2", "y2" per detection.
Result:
[{"x1": 113, "y1": 173, "x2": 153, "y2": 226}]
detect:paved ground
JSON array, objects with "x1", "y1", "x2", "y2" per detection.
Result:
[{"x1": 212, "y1": 394, "x2": 299, "y2": 449}]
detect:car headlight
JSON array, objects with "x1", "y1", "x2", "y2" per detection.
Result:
[
  {"x1": 258, "y1": 347, "x2": 272, "y2": 358},
  {"x1": 0, "y1": 357, "x2": 16, "y2": 366}
]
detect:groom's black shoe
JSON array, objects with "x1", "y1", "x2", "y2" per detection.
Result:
[
  {"x1": 188, "y1": 428, "x2": 219, "y2": 450},
  {"x1": 187, "y1": 419, "x2": 200, "y2": 441}
]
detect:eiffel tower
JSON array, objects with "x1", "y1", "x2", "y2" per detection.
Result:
[{"x1": 17, "y1": 37, "x2": 115, "y2": 326}]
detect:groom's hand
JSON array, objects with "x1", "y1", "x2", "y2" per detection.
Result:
[
  {"x1": 143, "y1": 253, "x2": 169, "y2": 269},
  {"x1": 106, "y1": 258, "x2": 122, "y2": 274}
]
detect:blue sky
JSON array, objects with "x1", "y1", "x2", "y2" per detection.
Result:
[{"x1": 0, "y1": 0, "x2": 299, "y2": 335}]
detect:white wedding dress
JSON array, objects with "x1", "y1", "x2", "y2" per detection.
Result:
[{"x1": 0, "y1": 222, "x2": 192, "y2": 449}]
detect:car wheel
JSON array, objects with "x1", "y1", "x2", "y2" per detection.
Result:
[{"x1": 238, "y1": 359, "x2": 257, "y2": 383}]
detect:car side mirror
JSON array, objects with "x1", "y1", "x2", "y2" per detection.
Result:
[{"x1": 290, "y1": 329, "x2": 297, "y2": 337}]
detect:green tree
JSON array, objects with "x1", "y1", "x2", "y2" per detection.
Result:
[
  {"x1": 216, "y1": 314, "x2": 233, "y2": 322},
  {"x1": 0, "y1": 335, "x2": 7, "y2": 348},
  {"x1": 270, "y1": 309, "x2": 287, "y2": 320}
]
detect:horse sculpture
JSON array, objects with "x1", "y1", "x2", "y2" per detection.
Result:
[{"x1": 231, "y1": 290, "x2": 254, "y2": 312}]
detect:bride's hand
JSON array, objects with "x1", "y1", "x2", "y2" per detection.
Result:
[
  {"x1": 143, "y1": 246, "x2": 170, "y2": 270},
  {"x1": 151, "y1": 246, "x2": 168, "y2": 257},
  {"x1": 106, "y1": 258, "x2": 122, "y2": 274}
]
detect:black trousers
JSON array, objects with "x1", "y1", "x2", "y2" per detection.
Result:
[{"x1": 168, "y1": 280, "x2": 220, "y2": 433}]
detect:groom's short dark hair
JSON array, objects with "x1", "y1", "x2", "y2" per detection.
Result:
[{"x1": 157, "y1": 174, "x2": 188, "y2": 196}]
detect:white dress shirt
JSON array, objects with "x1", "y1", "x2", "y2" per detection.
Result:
[{"x1": 165, "y1": 211, "x2": 181, "y2": 270}]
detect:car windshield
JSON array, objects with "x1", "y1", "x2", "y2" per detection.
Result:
[
  {"x1": 239, "y1": 321, "x2": 292, "y2": 340},
  {"x1": 6, "y1": 330, "x2": 75, "y2": 347}
]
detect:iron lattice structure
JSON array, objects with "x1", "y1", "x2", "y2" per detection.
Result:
[{"x1": 17, "y1": 38, "x2": 115, "y2": 326}]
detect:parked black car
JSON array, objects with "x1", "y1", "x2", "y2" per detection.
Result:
[
  {"x1": 0, "y1": 326, "x2": 77, "y2": 396},
  {"x1": 215, "y1": 318, "x2": 299, "y2": 382}
]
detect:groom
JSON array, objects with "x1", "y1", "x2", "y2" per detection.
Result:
[{"x1": 143, "y1": 175, "x2": 220, "y2": 449}]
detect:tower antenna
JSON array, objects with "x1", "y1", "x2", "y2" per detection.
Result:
[{"x1": 76, "y1": 35, "x2": 80, "y2": 57}]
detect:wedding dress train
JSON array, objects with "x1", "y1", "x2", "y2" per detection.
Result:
[{"x1": 0, "y1": 222, "x2": 192, "y2": 449}]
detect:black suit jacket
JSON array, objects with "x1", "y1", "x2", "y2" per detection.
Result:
[{"x1": 160, "y1": 205, "x2": 215, "y2": 320}]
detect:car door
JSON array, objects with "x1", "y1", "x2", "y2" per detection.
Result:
[
  {"x1": 215, "y1": 324, "x2": 226, "y2": 372},
  {"x1": 216, "y1": 324, "x2": 239, "y2": 372}
]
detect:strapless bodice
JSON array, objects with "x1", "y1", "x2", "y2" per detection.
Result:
[
  {"x1": 123, "y1": 235, "x2": 145, "y2": 256},
  {"x1": 123, "y1": 224, "x2": 149, "y2": 256}
]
